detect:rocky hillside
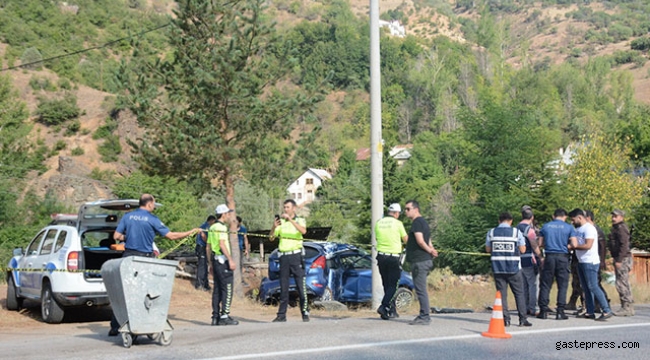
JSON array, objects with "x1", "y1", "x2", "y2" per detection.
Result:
[{"x1": 4, "y1": 0, "x2": 650, "y2": 206}]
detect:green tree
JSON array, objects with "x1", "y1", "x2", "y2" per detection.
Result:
[
  {"x1": 565, "y1": 136, "x2": 646, "y2": 226},
  {"x1": 435, "y1": 99, "x2": 562, "y2": 274},
  {"x1": 118, "y1": 0, "x2": 319, "y2": 294},
  {"x1": 111, "y1": 172, "x2": 204, "y2": 251}
]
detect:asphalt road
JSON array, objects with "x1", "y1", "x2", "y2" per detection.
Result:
[{"x1": 1, "y1": 306, "x2": 648, "y2": 360}]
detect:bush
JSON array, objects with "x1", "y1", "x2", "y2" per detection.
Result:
[
  {"x1": 611, "y1": 50, "x2": 640, "y2": 65},
  {"x1": 36, "y1": 93, "x2": 81, "y2": 126},
  {"x1": 71, "y1": 147, "x2": 84, "y2": 156},
  {"x1": 92, "y1": 118, "x2": 118, "y2": 140},
  {"x1": 29, "y1": 76, "x2": 56, "y2": 91},
  {"x1": 89, "y1": 167, "x2": 115, "y2": 181},
  {"x1": 20, "y1": 47, "x2": 43, "y2": 70},
  {"x1": 58, "y1": 78, "x2": 72, "y2": 90},
  {"x1": 631, "y1": 37, "x2": 650, "y2": 52},
  {"x1": 65, "y1": 119, "x2": 81, "y2": 136},
  {"x1": 98, "y1": 135, "x2": 122, "y2": 162},
  {"x1": 52, "y1": 140, "x2": 68, "y2": 152}
]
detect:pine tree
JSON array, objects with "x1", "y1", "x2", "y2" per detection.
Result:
[{"x1": 118, "y1": 0, "x2": 319, "y2": 295}]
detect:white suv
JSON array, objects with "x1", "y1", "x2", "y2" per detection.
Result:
[{"x1": 5, "y1": 199, "x2": 154, "y2": 323}]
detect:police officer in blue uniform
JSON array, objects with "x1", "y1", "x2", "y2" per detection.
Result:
[
  {"x1": 486, "y1": 212, "x2": 532, "y2": 327},
  {"x1": 108, "y1": 194, "x2": 199, "y2": 336},
  {"x1": 516, "y1": 207, "x2": 541, "y2": 316},
  {"x1": 536, "y1": 208, "x2": 578, "y2": 320},
  {"x1": 196, "y1": 215, "x2": 216, "y2": 291}
]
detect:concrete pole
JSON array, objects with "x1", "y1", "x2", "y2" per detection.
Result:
[{"x1": 369, "y1": 0, "x2": 384, "y2": 311}]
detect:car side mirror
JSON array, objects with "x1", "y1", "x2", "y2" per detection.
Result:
[{"x1": 13, "y1": 247, "x2": 24, "y2": 257}]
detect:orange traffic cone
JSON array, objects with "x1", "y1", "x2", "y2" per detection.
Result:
[{"x1": 481, "y1": 290, "x2": 512, "y2": 339}]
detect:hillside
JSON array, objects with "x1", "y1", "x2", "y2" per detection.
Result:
[{"x1": 2, "y1": 0, "x2": 650, "y2": 206}]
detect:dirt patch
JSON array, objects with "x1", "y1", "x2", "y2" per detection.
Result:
[{"x1": 0, "y1": 275, "x2": 360, "y2": 332}]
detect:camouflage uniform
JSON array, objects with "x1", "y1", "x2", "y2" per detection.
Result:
[{"x1": 609, "y1": 220, "x2": 634, "y2": 316}]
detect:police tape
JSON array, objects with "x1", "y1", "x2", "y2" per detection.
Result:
[
  {"x1": 4, "y1": 231, "x2": 490, "y2": 275},
  {"x1": 438, "y1": 249, "x2": 490, "y2": 257},
  {"x1": 5, "y1": 267, "x2": 101, "y2": 274},
  {"x1": 199, "y1": 228, "x2": 318, "y2": 242}
]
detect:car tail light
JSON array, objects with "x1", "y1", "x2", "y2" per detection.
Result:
[
  {"x1": 310, "y1": 255, "x2": 325, "y2": 269},
  {"x1": 67, "y1": 251, "x2": 79, "y2": 271}
]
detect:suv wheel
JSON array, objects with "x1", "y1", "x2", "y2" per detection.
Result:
[
  {"x1": 394, "y1": 287, "x2": 414, "y2": 310},
  {"x1": 319, "y1": 287, "x2": 333, "y2": 302},
  {"x1": 41, "y1": 283, "x2": 65, "y2": 324},
  {"x1": 6, "y1": 276, "x2": 23, "y2": 311}
]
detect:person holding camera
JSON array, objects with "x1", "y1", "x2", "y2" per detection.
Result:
[{"x1": 269, "y1": 199, "x2": 309, "y2": 322}]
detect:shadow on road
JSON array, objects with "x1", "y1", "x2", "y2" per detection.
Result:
[{"x1": 11, "y1": 298, "x2": 113, "y2": 324}]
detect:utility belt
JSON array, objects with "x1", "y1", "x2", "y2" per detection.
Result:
[
  {"x1": 377, "y1": 252, "x2": 400, "y2": 257},
  {"x1": 123, "y1": 249, "x2": 154, "y2": 258},
  {"x1": 278, "y1": 249, "x2": 303, "y2": 257},
  {"x1": 545, "y1": 252, "x2": 569, "y2": 257}
]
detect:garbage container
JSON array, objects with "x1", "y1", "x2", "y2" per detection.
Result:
[{"x1": 101, "y1": 256, "x2": 179, "y2": 348}]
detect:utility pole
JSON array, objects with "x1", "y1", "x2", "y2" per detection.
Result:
[{"x1": 369, "y1": 0, "x2": 383, "y2": 310}]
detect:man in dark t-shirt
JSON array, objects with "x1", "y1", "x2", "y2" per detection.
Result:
[{"x1": 404, "y1": 200, "x2": 438, "y2": 325}]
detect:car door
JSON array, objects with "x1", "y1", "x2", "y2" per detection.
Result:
[
  {"x1": 31, "y1": 229, "x2": 59, "y2": 297},
  {"x1": 18, "y1": 230, "x2": 47, "y2": 297},
  {"x1": 339, "y1": 253, "x2": 372, "y2": 302}
]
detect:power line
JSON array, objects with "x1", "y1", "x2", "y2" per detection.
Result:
[{"x1": 0, "y1": 23, "x2": 171, "y2": 72}]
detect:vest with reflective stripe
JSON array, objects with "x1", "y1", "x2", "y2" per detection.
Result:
[
  {"x1": 516, "y1": 223, "x2": 534, "y2": 268},
  {"x1": 489, "y1": 227, "x2": 521, "y2": 274}
]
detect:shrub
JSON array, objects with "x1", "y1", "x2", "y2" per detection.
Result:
[
  {"x1": 71, "y1": 147, "x2": 84, "y2": 156},
  {"x1": 98, "y1": 135, "x2": 122, "y2": 162},
  {"x1": 90, "y1": 167, "x2": 115, "y2": 181},
  {"x1": 631, "y1": 37, "x2": 650, "y2": 52},
  {"x1": 29, "y1": 76, "x2": 56, "y2": 91},
  {"x1": 36, "y1": 93, "x2": 81, "y2": 126},
  {"x1": 58, "y1": 78, "x2": 72, "y2": 90},
  {"x1": 52, "y1": 140, "x2": 68, "y2": 152},
  {"x1": 288, "y1": 1, "x2": 301, "y2": 14},
  {"x1": 65, "y1": 120, "x2": 81, "y2": 136},
  {"x1": 612, "y1": 50, "x2": 639, "y2": 65},
  {"x1": 92, "y1": 118, "x2": 118, "y2": 140},
  {"x1": 20, "y1": 47, "x2": 43, "y2": 70}
]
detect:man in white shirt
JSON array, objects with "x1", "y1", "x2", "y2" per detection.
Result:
[{"x1": 568, "y1": 209, "x2": 613, "y2": 321}]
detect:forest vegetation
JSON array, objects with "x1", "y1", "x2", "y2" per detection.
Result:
[{"x1": 2, "y1": 0, "x2": 650, "y2": 278}]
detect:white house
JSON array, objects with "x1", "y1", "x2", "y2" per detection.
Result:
[
  {"x1": 379, "y1": 20, "x2": 406, "y2": 38},
  {"x1": 287, "y1": 168, "x2": 332, "y2": 206},
  {"x1": 389, "y1": 144, "x2": 413, "y2": 166}
]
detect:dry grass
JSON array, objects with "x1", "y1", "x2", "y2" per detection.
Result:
[{"x1": 2, "y1": 272, "x2": 650, "y2": 330}]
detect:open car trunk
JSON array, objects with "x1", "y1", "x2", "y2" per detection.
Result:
[
  {"x1": 83, "y1": 248, "x2": 123, "y2": 279},
  {"x1": 80, "y1": 229, "x2": 123, "y2": 279}
]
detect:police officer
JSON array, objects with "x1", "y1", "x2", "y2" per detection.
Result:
[
  {"x1": 270, "y1": 199, "x2": 309, "y2": 322},
  {"x1": 207, "y1": 204, "x2": 239, "y2": 326},
  {"x1": 516, "y1": 207, "x2": 541, "y2": 316},
  {"x1": 486, "y1": 212, "x2": 532, "y2": 327},
  {"x1": 374, "y1": 203, "x2": 408, "y2": 320},
  {"x1": 195, "y1": 215, "x2": 216, "y2": 291},
  {"x1": 536, "y1": 208, "x2": 578, "y2": 320},
  {"x1": 109, "y1": 194, "x2": 200, "y2": 336},
  {"x1": 237, "y1": 216, "x2": 250, "y2": 285}
]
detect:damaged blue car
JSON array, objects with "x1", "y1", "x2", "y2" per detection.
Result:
[{"x1": 258, "y1": 242, "x2": 414, "y2": 309}]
